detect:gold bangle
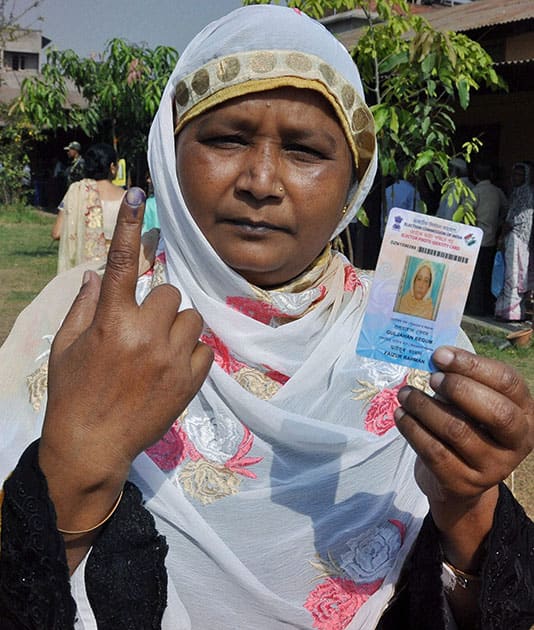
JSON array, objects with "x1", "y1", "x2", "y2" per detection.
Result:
[
  {"x1": 442, "y1": 559, "x2": 481, "y2": 590},
  {"x1": 57, "y1": 489, "x2": 124, "y2": 535}
]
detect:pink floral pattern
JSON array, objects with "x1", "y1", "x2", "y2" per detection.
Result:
[
  {"x1": 364, "y1": 380, "x2": 406, "y2": 436},
  {"x1": 146, "y1": 418, "x2": 201, "y2": 472},
  {"x1": 343, "y1": 265, "x2": 360, "y2": 292},
  {"x1": 224, "y1": 425, "x2": 263, "y2": 479},
  {"x1": 226, "y1": 295, "x2": 286, "y2": 324},
  {"x1": 264, "y1": 368, "x2": 290, "y2": 385},
  {"x1": 304, "y1": 577, "x2": 381, "y2": 630},
  {"x1": 200, "y1": 331, "x2": 247, "y2": 375}
]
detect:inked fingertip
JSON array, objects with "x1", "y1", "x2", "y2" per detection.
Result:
[{"x1": 125, "y1": 187, "x2": 146, "y2": 215}]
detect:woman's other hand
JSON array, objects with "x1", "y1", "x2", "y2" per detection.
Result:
[
  {"x1": 394, "y1": 346, "x2": 534, "y2": 571},
  {"x1": 38, "y1": 187, "x2": 213, "y2": 567}
]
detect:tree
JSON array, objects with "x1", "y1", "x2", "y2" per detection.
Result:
[
  {"x1": 0, "y1": 1, "x2": 44, "y2": 205},
  {"x1": 0, "y1": 102, "x2": 42, "y2": 204},
  {"x1": 15, "y1": 39, "x2": 179, "y2": 182},
  {"x1": 242, "y1": 0, "x2": 506, "y2": 224},
  {"x1": 0, "y1": 0, "x2": 42, "y2": 48}
]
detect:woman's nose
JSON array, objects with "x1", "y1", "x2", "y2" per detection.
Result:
[{"x1": 235, "y1": 143, "x2": 284, "y2": 201}]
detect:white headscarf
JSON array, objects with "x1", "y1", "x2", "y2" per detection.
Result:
[
  {"x1": 0, "y1": 6, "x2": 434, "y2": 630},
  {"x1": 139, "y1": 6, "x2": 429, "y2": 629}
]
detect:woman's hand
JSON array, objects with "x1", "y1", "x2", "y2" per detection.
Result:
[
  {"x1": 39, "y1": 188, "x2": 213, "y2": 557},
  {"x1": 394, "y1": 346, "x2": 534, "y2": 570}
]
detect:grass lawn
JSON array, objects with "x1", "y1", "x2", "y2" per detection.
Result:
[
  {"x1": 0, "y1": 206, "x2": 58, "y2": 342},
  {"x1": 0, "y1": 204, "x2": 532, "y2": 517}
]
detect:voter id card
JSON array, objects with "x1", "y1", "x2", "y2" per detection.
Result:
[{"x1": 356, "y1": 208, "x2": 482, "y2": 371}]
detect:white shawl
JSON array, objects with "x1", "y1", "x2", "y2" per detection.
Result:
[{"x1": 0, "y1": 6, "x2": 445, "y2": 629}]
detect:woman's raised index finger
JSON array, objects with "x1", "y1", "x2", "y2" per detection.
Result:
[{"x1": 95, "y1": 187, "x2": 146, "y2": 319}]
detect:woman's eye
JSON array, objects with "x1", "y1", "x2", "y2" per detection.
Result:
[
  {"x1": 203, "y1": 135, "x2": 247, "y2": 148},
  {"x1": 285, "y1": 143, "x2": 325, "y2": 160}
]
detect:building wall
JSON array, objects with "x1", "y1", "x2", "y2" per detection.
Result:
[
  {"x1": 506, "y1": 31, "x2": 534, "y2": 61},
  {"x1": 454, "y1": 90, "x2": 534, "y2": 187}
]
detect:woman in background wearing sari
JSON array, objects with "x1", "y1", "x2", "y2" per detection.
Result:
[{"x1": 52, "y1": 143, "x2": 125, "y2": 273}]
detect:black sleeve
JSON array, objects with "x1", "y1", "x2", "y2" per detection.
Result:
[
  {"x1": 0, "y1": 440, "x2": 76, "y2": 630},
  {"x1": 0, "y1": 440, "x2": 168, "y2": 630},
  {"x1": 378, "y1": 483, "x2": 534, "y2": 630}
]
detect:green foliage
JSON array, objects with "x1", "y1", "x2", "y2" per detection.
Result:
[
  {"x1": 0, "y1": 104, "x2": 42, "y2": 205},
  {"x1": 352, "y1": 1, "x2": 505, "y2": 221},
  {"x1": 243, "y1": 0, "x2": 506, "y2": 225},
  {"x1": 242, "y1": 0, "x2": 353, "y2": 17},
  {"x1": 15, "y1": 39, "x2": 179, "y2": 170}
]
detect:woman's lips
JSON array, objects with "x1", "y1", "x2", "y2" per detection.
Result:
[{"x1": 223, "y1": 218, "x2": 290, "y2": 234}]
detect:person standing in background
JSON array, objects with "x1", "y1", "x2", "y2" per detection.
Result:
[
  {"x1": 465, "y1": 162, "x2": 507, "y2": 316},
  {"x1": 495, "y1": 162, "x2": 534, "y2": 322},
  {"x1": 52, "y1": 143, "x2": 124, "y2": 273},
  {"x1": 64, "y1": 141, "x2": 85, "y2": 186},
  {"x1": 381, "y1": 174, "x2": 422, "y2": 237}
]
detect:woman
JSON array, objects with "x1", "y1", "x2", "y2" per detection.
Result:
[
  {"x1": 397, "y1": 261, "x2": 435, "y2": 319},
  {"x1": 495, "y1": 162, "x2": 534, "y2": 321},
  {"x1": 52, "y1": 143, "x2": 125, "y2": 273},
  {"x1": 0, "y1": 6, "x2": 532, "y2": 630}
]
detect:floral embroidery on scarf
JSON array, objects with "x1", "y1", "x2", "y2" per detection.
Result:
[
  {"x1": 264, "y1": 368, "x2": 290, "y2": 386},
  {"x1": 305, "y1": 520, "x2": 405, "y2": 629},
  {"x1": 352, "y1": 367, "x2": 430, "y2": 435},
  {"x1": 364, "y1": 380, "x2": 405, "y2": 436},
  {"x1": 226, "y1": 296, "x2": 286, "y2": 325},
  {"x1": 26, "y1": 360, "x2": 49, "y2": 411},
  {"x1": 184, "y1": 414, "x2": 244, "y2": 464},
  {"x1": 179, "y1": 459, "x2": 241, "y2": 505},
  {"x1": 305, "y1": 578, "x2": 381, "y2": 630},
  {"x1": 234, "y1": 367, "x2": 282, "y2": 400},
  {"x1": 406, "y1": 368, "x2": 432, "y2": 395},
  {"x1": 224, "y1": 424, "x2": 263, "y2": 478},
  {"x1": 343, "y1": 265, "x2": 360, "y2": 293},
  {"x1": 200, "y1": 329, "x2": 289, "y2": 398},
  {"x1": 351, "y1": 380, "x2": 380, "y2": 403},
  {"x1": 145, "y1": 411, "x2": 199, "y2": 472},
  {"x1": 143, "y1": 251, "x2": 167, "y2": 280},
  {"x1": 178, "y1": 424, "x2": 261, "y2": 503},
  {"x1": 146, "y1": 410, "x2": 263, "y2": 503},
  {"x1": 200, "y1": 331, "x2": 247, "y2": 375}
]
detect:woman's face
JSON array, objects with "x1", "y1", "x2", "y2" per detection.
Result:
[
  {"x1": 176, "y1": 87, "x2": 353, "y2": 287},
  {"x1": 413, "y1": 266, "x2": 431, "y2": 300}
]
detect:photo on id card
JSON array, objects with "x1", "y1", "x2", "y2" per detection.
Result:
[{"x1": 356, "y1": 208, "x2": 482, "y2": 372}]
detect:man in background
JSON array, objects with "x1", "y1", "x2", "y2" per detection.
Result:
[
  {"x1": 64, "y1": 141, "x2": 85, "y2": 186},
  {"x1": 465, "y1": 162, "x2": 508, "y2": 316}
]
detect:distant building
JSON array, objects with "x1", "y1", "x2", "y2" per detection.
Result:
[
  {"x1": 0, "y1": 29, "x2": 50, "y2": 104},
  {"x1": 0, "y1": 28, "x2": 85, "y2": 108}
]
